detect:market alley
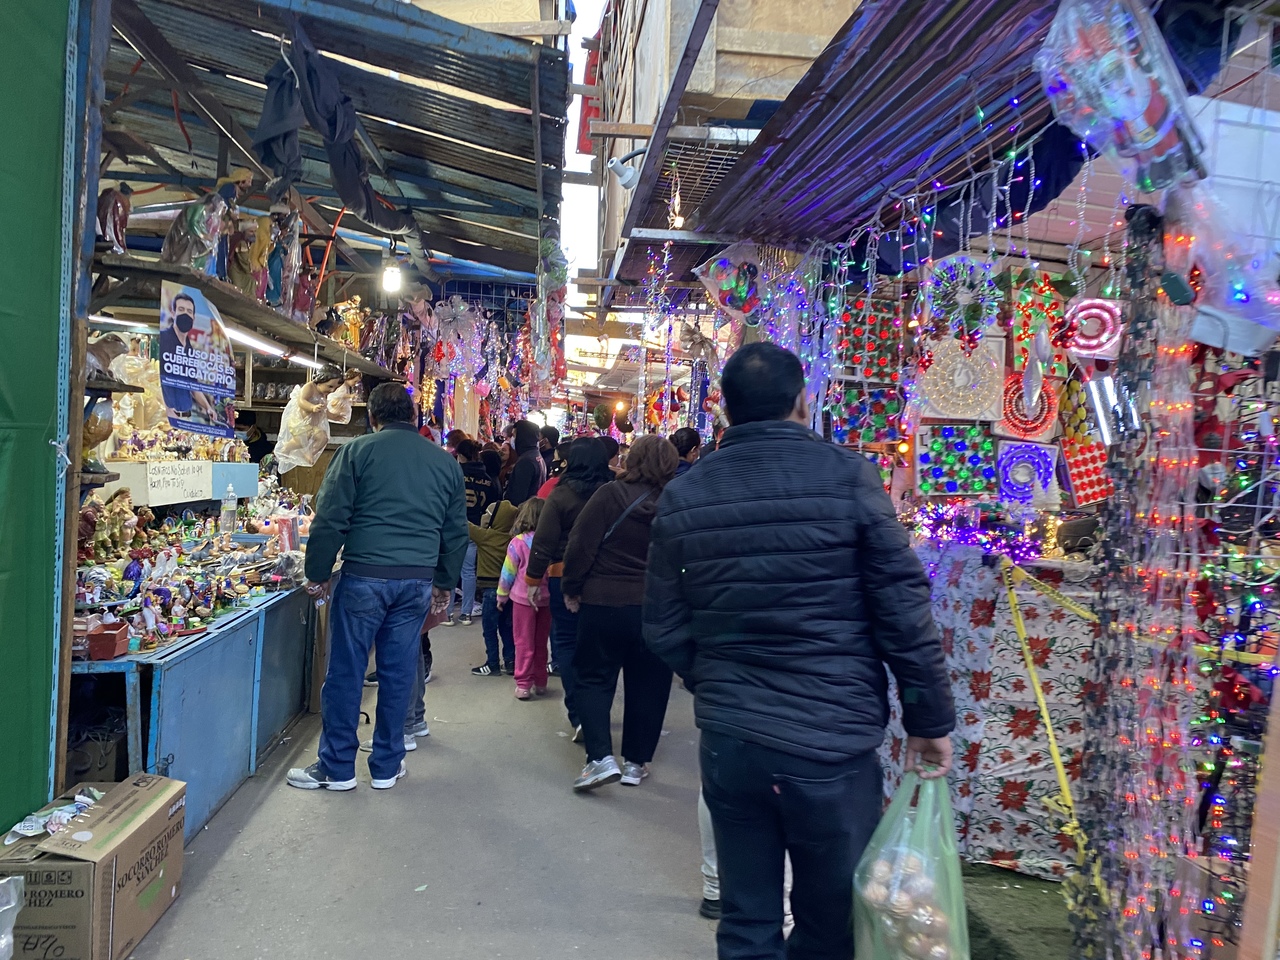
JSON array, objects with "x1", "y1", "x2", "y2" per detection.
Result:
[{"x1": 128, "y1": 624, "x2": 711, "y2": 960}]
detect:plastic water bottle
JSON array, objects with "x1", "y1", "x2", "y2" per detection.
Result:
[{"x1": 219, "y1": 484, "x2": 237, "y2": 535}]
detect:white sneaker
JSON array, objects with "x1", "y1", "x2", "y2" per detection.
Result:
[
  {"x1": 406, "y1": 720, "x2": 430, "y2": 738},
  {"x1": 286, "y1": 762, "x2": 356, "y2": 791},
  {"x1": 573, "y1": 756, "x2": 622, "y2": 792},
  {"x1": 371, "y1": 760, "x2": 408, "y2": 790},
  {"x1": 620, "y1": 761, "x2": 649, "y2": 786},
  {"x1": 359, "y1": 734, "x2": 417, "y2": 753}
]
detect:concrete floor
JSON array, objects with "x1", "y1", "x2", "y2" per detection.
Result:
[{"x1": 130, "y1": 622, "x2": 714, "y2": 959}]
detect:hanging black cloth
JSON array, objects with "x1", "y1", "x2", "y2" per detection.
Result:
[
  {"x1": 284, "y1": 22, "x2": 416, "y2": 236},
  {"x1": 252, "y1": 57, "x2": 305, "y2": 202}
]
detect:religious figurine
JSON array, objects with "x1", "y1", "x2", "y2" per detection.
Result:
[
  {"x1": 249, "y1": 214, "x2": 274, "y2": 300},
  {"x1": 95, "y1": 182, "x2": 133, "y2": 255},
  {"x1": 102, "y1": 489, "x2": 137, "y2": 557},
  {"x1": 133, "y1": 505, "x2": 155, "y2": 548},
  {"x1": 226, "y1": 217, "x2": 259, "y2": 298},
  {"x1": 292, "y1": 268, "x2": 318, "y2": 327},
  {"x1": 86, "y1": 333, "x2": 128, "y2": 384},
  {"x1": 212, "y1": 168, "x2": 253, "y2": 281},
  {"x1": 274, "y1": 367, "x2": 345, "y2": 473},
  {"x1": 78, "y1": 501, "x2": 101, "y2": 564},
  {"x1": 139, "y1": 595, "x2": 161, "y2": 651},
  {"x1": 160, "y1": 192, "x2": 227, "y2": 275},
  {"x1": 92, "y1": 503, "x2": 113, "y2": 563}
]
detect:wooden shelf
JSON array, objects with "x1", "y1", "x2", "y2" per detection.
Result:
[
  {"x1": 77, "y1": 471, "x2": 120, "y2": 488},
  {"x1": 85, "y1": 377, "x2": 144, "y2": 394}
]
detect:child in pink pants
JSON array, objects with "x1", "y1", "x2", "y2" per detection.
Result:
[{"x1": 497, "y1": 499, "x2": 551, "y2": 699}]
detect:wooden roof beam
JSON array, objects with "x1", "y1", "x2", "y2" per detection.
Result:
[
  {"x1": 590, "y1": 122, "x2": 760, "y2": 144},
  {"x1": 255, "y1": 0, "x2": 545, "y2": 66}
]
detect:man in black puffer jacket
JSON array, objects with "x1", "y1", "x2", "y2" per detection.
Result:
[{"x1": 644, "y1": 342, "x2": 954, "y2": 960}]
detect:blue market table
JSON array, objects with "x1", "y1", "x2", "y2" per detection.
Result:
[{"x1": 70, "y1": 587, "x2": 316, "y2": 840}]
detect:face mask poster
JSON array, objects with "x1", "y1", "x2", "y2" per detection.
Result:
[{"x1": 159, "y1": 280, "x2": 236, "y2": 437}]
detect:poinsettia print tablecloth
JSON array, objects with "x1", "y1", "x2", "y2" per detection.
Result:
[{"x1": 880, "y1": 542, "x2": 1093, "y2": 881}]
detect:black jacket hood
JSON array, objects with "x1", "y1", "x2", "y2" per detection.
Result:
[{"x1": 513, "y1": 421, "x2": 542, "y2": 455}]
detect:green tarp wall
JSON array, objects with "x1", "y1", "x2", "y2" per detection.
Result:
[{"x1": 0, "y1": 0, "x2": 72, "y2": 827}]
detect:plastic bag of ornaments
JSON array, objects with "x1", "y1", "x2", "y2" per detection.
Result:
[{"x1": 853, "y1": 771, "x2": 969, "y2": 960}]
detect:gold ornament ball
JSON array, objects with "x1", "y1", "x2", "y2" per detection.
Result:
[
  {"x1": 904, "y1": 934, "x2": 934, "y2": 959},
  {"x1": 903, "y1": 873, "x2": 936, "y2": 902},
  {"x1": 889, "y1": 890, "x2": 914, "y2": 918},
  {"x1": 880, "y1": 915, "x2": 903, "y2": 941},
  {"x1": 928, "y1": 942, "x2": 952, "y2": 960},
  {"x1": 908, "y1": 906, "x2": 950, "y2": 939},
  {"x1": 870, "y1": 859, "x2": 893, "y2": 883},
  {"x1": 862, "y1": 881, "x2": 889, "y2": 907},
  {"x1": 900, "y1": 853, "x2": 926, "y2": 876}
]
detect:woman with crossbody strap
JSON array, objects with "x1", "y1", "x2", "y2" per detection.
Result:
[{"x1": 561, "y1": 435, "x2": 680, "y2": 792}]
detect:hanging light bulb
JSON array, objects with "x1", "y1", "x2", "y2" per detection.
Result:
[{"x1": 381, "y1": 261, "x2": 403, "y2": 294}]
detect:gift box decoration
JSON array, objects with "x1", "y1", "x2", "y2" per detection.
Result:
[
  {"x1": 916, "y1": 423, "x2": 998, "y2": 497},
  {"x1": 1059, "y1": 435, "x2": 1114, "y2": 507},
  {"x1": 838, "y1": 300, "x2": 903, "y2": 383}
]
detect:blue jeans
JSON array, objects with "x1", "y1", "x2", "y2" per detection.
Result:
[
  {"x1": 548, "y1": 577, "x2": 580, "y2": 728},
  {"x1": 318, "y1": 574, "x2": 432, "y2": 781},
  {"x1": 481, "y1": 587, "x2": 514, "y2": 669},
  {"x1": 451, "y1": 542, "x2": 478, "y2": 617}
]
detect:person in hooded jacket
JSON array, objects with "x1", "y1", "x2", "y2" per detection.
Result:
[
  {"x1": 450, "y1": 438, "x2": 501, "y2": 625},
  {"x1": 503, "y1": 420, "x2": 547, "y2": 507},
  {"x1": 525, "y1": 438, "x2": 614, "y2": 736},
  {"x1": 561, "y1": 435, "x2": 679, "y2": 792},
  {"x1": 469, "y1": 499, "x2": 519, "y2": 676}
]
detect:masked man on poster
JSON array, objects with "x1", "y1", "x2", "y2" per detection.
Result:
[
  {"x1": 159, "y1": 292, "x2": 219, "y2": 422},
  {"x1": 289, "y1": 382, "x2": 468, "y2": 792},
  {"x1": 644, "y1": 342, "x2": 955, "y2": 960}
]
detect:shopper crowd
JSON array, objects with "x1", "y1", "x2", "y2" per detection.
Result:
[{"x1": 294, "y1": 342, "x2": 955, "y2": 960}]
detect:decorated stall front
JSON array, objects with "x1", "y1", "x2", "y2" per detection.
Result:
[{"x1": 622, "y1": 2, "x2": 1280, "y2": 956}]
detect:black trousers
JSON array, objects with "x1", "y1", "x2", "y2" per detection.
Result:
[
  {"x1": 700, "y1": 730, "x2": 882, "y2": 960},
  {"x1": 573, "y1": 603, "x2": 673, "y2": 764}
]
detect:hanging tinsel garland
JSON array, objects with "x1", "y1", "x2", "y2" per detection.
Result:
[{"x1": 1072, "y1": 206, "x2": 1203, "y2": 960}]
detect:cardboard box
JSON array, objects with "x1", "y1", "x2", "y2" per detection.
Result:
[
  {"x1": 86, "y1": 624, "x2": 129, "y2": 661},
  {"x1": 0, "y1": 775, "x2": 186, "y2": 960}
]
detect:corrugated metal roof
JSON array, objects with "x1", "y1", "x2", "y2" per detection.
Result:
[
  {"x1": 693, "y1": 0, "x2": 1058, "y2": 244},
  {"x1": 105, "y1": 0, "x2": 567, "y2": 274}
]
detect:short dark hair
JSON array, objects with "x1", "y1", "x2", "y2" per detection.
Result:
[
  {"x1": 670, "y1": 427, "x2": 701, "y2": 457},
  {"x1": 722, "y1": 342, "x2": 805, "y2": 424},
  {"x1": 173, "y1": 292, "x2": 196, "y2": 310},
  {"x1": 455, "y1": 438, "x2": 480, "y2": 461},
  {"x1": 367, "y1": 382, "x2": 414, "y2": 425},
  {"x1": 540, "y1": 425, "x2": 561, "y2": 446},
  {"x1": 445, "y1": 429, "x2": 468, "y2": 448},
  {"x1": 598, "y1": 435, "x2": 620, "y2": 460}
]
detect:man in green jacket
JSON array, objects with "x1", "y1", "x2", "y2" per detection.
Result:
[{"x1": 288, "y1": 383, "x2": 467, "y2": 792}]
